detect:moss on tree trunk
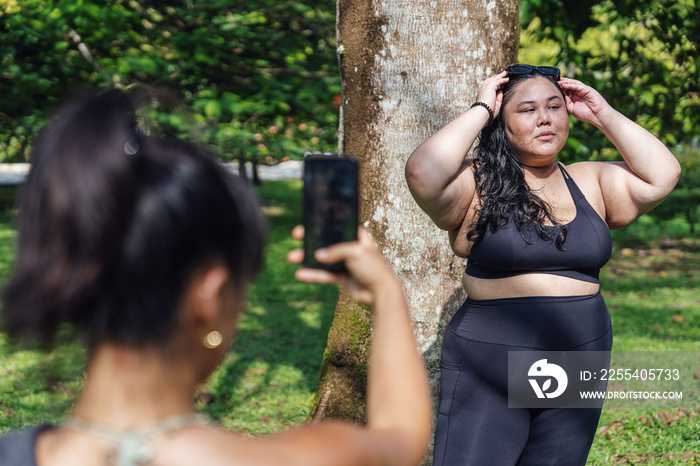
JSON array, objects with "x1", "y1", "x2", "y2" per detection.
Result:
[{"x1": 310, "y1": 293, "x2": 372, "y2": 424}]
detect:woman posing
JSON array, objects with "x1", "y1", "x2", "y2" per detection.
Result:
[
  {"x1": 405, "y1": 65, "x2": 680, "y2": 465},
  {"x1": 0, "y1": 90, "x2": 432, "y2": 466}
]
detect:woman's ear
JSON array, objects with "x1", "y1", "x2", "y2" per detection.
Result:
[
  {"x1": 186, "y1": 263, "x2": 232, "y2": 329},
  {"x1": 180, "y1": 264, "x2": 240, "y2": 380}
]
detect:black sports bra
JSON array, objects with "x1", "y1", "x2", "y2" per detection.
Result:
[{"x1": 466, "y1": 164, "x2": 612, "y2": 284}]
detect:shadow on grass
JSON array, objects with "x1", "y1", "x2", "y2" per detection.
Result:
[{"x1": 0, "y1": 331, "x2": 87, "y2": 431}]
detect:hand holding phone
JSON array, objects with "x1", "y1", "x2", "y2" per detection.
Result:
[
  {"x1": 289, "y1": 226, "x2": 397, "y2": 305},
  {"x1": 302, "y1": 154, "x2": 359, "y2": 271}
]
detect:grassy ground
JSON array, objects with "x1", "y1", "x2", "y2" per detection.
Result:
[
  {"x1": 588, "y1": 215, "x2": 700, "y2": 465},
  {"x1": 0, "y1": 180, "x2": 338, "y2": 435},
  {"x1": 0, "y1": 182, "x2": 698, "y2": 463}
]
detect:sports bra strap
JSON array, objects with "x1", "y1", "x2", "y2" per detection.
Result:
[{"x1": 558, "y1": 163, "x2": 586, "y2": 201}]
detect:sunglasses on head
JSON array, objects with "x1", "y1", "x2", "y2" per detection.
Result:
[{"x1": 506, "y1": 64, "x2": 561, "y2": 81}]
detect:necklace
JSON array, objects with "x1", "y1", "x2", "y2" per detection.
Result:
[{"x1": 63, "y1": 413, "x2": 211, "y2": 466}]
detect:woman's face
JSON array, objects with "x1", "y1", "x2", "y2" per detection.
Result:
[{"x1": 502, "y1": 76, "x2": 569, "y2": 167}]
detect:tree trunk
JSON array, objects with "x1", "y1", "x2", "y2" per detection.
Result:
[
  {"x1": 237, "y1": 154, "x2": 249, "y2": 183},
  {"x1": 310, "y1": 0, "x2": 519, "y2": 440},
  {"x1": 251, "y1": 160, "x2": 262, "y2": 186}
]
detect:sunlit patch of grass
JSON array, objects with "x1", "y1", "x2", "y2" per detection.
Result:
[
  {"x1": 588, "y1": 225, "x2": 700, "y2": 464},
  {"x1": 591, "y1": 408, "x2": 700, "y2": 465},
  {"x1": 260, "y1": 205, "x2": 288, "y2": 217}
]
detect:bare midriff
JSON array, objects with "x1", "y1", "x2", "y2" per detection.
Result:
[{"x1": 463, "y1": 272, "x2": 600, "y2": 301}]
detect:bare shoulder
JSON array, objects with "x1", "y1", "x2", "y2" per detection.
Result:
[
  {"x1": 562, "y1": 161, "x2": 605, "y2": 194},
  {"x1": 567, "y1": 159, "x2": 653, "y2": 186},
  {"x1": 563, "y1": 160, "x2": 633, "y2": 194},
  {"x1": 565, "y1": 160, "x2": 650, "y2": 229},
  {"x1": 563, "y1": 160, "x2": 602, "y2": 180},
  {"x1": 252, "y1": 422, "x2": 391, "y2": 466}
]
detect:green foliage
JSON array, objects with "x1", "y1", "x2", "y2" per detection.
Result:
[
  {"x1": 521, "y1": 0, "x2": 699, "y2": 240},
  {"x1": 520, "y1": 0, "x2": 599, "y2": 39},
  {"x1": 0, "y1": 1, "x2": 341, "y2": 164},
  {"x1": 520, "y1": 0, "x2": 699, "y2": 162}
]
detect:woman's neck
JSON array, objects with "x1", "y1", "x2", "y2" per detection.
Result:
[
  {"x1": 520, "y1": 160, "x2": 560, "y2": 180},
  {"x1": 72, "y1": 343, "x2": 199, "y2": 429}
]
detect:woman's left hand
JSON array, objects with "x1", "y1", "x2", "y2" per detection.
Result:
[
  {"x1": 558, "y1": 78, "x2": 680, "y2": 230},
  {"x1": 559, "y1": 78, "x2": 612, "y2": 127}
]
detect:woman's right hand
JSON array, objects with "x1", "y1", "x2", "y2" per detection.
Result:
[
  {"x1": 474, "y1": 70, "x2": 509, "y2": 120},
  {"x1": 287, "y1": 226, "x2": 399, "y2": 305}
]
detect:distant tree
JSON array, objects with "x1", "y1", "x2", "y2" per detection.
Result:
[
  {"x1": 309, "y1": 0, "x2": 519, "y2": 441},
  {"x1": 0, "y1": 0, "x2": 341, "y2": 172}
]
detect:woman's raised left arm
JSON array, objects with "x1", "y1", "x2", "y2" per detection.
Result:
[{"x1": 559, "y1": 78, "x2": 681, "y2": 229}]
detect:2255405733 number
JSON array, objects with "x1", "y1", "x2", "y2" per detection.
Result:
[{"x1": 600, "y1": 368, "x2": 680, "y2": 381}]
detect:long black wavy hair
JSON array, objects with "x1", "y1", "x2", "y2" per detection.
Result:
[
  {"x1": 468, "y1": 72, "x2": 568, "y2": 249},
  {"x1": 2, "y1": 90, "x2": 267, "y2": 347}
]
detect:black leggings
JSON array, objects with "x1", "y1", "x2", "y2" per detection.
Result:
[{"x1": 433, "y1": 292, "x2": 613, "y2": 466}]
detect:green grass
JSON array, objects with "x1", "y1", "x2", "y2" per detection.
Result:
[
  {"x1": 0, "y1": 181, "x2": 339, "y2": 434},
  {"x1": 0, "y1": 184, "x2": 699, "y2": 464},
  {"x1": 588, "y1": 215, "x2": 700, "y2": 465}
]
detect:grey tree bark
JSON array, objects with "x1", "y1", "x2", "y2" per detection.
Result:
[{"x1": 310, "y1": 0, "x2": 520, "y2": 445}]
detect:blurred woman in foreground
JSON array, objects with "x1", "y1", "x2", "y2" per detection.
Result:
[{"x1": 0, "y1": 90, "x2": 432, "y2": 466}]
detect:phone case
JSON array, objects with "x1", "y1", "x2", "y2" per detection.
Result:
[{"x1": 302, "y1": 154, "x2": 359, "y2": 271}]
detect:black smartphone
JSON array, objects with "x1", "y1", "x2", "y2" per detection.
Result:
[{"x1": 303, "y1": 154, "x2": 359, "y2": 271}]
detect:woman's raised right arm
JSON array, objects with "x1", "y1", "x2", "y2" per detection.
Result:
[
  {"x1": 279, "y1": 227, "x2": 433, "y2": 466},
  {"x1": 405, "y1": 71, "x2": 509, "y2": 231}
]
